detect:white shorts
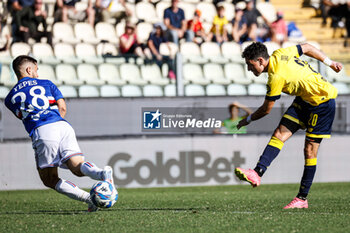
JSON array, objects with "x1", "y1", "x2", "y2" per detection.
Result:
[{"x1": 31, "y1": 121, "x2": 83, "y2": 169}]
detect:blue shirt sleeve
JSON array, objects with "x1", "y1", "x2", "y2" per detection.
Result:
[
  {"x1": 164, "y1": 8, "x2": 171, "y2": 19},
  {"x1": 50, "y1": 81, "x2": 64, "y2": 100},
  {"x1": 179, "y1": 9, "x2": 185, "y2": 21}
]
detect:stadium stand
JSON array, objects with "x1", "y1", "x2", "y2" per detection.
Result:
[
  {"x1": 77, "y1": 64, "x2": 105, "y2": 85},
  {"x1": 0, "y1": 86, "x2": 9, "y2": 98},
  {"x1": 120, "y1": 63, "x2": 147, "y2": 85},
  {"x1": 121, "y1": 84, "x2": 143, "y2": 97},
  {"x1": 143, "y1": 84, "x2": 164, "y2": 97},
  {"x1": 224, "y1": 63, "x2": 252, "y2": 85},
  {"x1": 53, "y1": 23, "x2": 79, "y2": 44},
  {"x1": 100, "y1": 85, "x2": 121, "y2": 97},
  {"x1": 227, "y1": 83, "x2": 248, "y2": 96},
  {"x1": 79, "y1": 85, "x2": 100, "y2": 97},
  {"x1": 140, "y1": 64, "x2": 170, "y2": 86},
  {"x1": 56, "y1": 64, "x2": 83, "y2": 85},
  {"x1": 164, "y1": 84, "x2": 176, "y2": 97},
  {"x1": 74, "y1": 23, "x2": 100, "y2": 44},
  {"x1": 183, "y1": 63, "x2": 209, "y2": 85},
  {"x1": 180, "y1": 42, "x2": 208, "y2": 64},
  {"x1": 0, "y1": 66, "x2": 16, "y2": 87},
  {"x1": 135, "y1": 2, "x2": 158, "y2": 23},
  {"x1": 98, "y1": 64, "x2": 126, "y2": 85},
  {"x1": 206, "y1": 83, "x2": 226, "y2": 96},
  {"x1": 32, "y1": 43, "x2": 60, "y2": 64},
  {"x1": 54, "y1": 43, "x2": 82, "y2": 64},
  {"x1": 37, "y1": 64, "x2": 61, "y2": 85},
  {"x1": 95, "y1": 22, "x2": 119, "y2": 44},
  {"x1": 11, "y1": 43, "x2": 31, "y2": 57},
  {"x1": 0, "y1": 0, "x2": 349, "y2": 98},
  {"x1": 58, "y1": 85, "x2": 78, "y2": 98},
  {"x1": 248, "y1": 83, "x2": 267, "y2": 96},
  {"x1": 203, "y1": 63, "x2": 230, "y2": 85},
  {"x1": 185, "y1": 84, "x2": 205, "y2": 96}
]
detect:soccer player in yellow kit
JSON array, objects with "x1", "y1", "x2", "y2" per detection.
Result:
[{"x1": 234, "y1": 42, "x2": 343, "y2": 209}]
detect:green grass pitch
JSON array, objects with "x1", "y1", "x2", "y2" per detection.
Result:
[{"x1": 1, "y1": 183, "x2": 349, "y2": 233}]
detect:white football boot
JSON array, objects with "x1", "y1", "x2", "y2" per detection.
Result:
[{"x1": 102, "y1": 166, "x2": 114, "y2": 185}]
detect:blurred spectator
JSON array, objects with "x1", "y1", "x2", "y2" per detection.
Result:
[
  {"x1": 95, "y1": 0, "x2": 132, "y2": 24},
  {"x1": 119, "y1": 22, "x2": 146, "y2": 58},
  {"x1": 185, "y1": 9, "x2": 209, "y2": 44},
  {"x1": 10, "y1": 0, "x2": 35, "y2": 11},
  {"x1": 209, "y1": 5, "x2": 229, "y2": 44},
  {"x1": 287, "y1": 22, "x2": 303, "y2": 39},
  {"x1": 9, "y1": 0, "x2": 35, "y2": 42},
  {"x1": 13, "y1": 0, "x2": 52, "y2": 45},
  {"x1": 215, "y1": 102, "x2": 252, "y2": 134},
  {"x1": 243, "y1": 0, "x2": 268, "y2": 41},
  {"x1": 345, "y1": 1, "x2": 350, "y2": 47},
  {"x1": 321, "y1": 0, "x2": 345, "y2": 27},
  {"x1": 231, "y1": 4, "x2": 248, "y2": 43},
  {"x1": 146, "y1": 23, "x2": 176, "y2": 80},
  {"x1": 331, "y1": 1, "x2": 350, "y2": 47},
  {"x1": 55, "y1": 0, "x2": 95, "y2": 27},
  {"x1": 0, "y1": 34, "x2": 10, "y2": 80},
  {"x1": 270, "y1": 11, "x2": 287, "y2": 45},
  {"x1": 163, "y1": 0, "x2": 186, "y2": 45}
]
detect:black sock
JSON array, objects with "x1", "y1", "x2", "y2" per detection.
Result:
[
  {"x1": 296, "y1": 194, "x2": 307, "y2": 200},
  {"x1": 254, "y1": 167, "x2": 265, "y2": 177}
]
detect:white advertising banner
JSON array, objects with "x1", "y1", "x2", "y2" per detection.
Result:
[{"x1": 0, "y1": 135, "x2": 349, "y2": 190}]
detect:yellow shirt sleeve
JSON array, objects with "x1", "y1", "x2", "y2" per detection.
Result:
[
  {"x1": 275, "y1": 45, "x2": 303, "y2": 58},
  {"x1": 266, "y1": 74, "x2": 284, "y2": 101}
]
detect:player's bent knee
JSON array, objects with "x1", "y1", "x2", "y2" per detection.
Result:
[
  {"x1": 66, "y1": 156, "x2": 85, "y2": 177},
  {"x1": 272, "y1": 125, "x2": 292, "y2": 143},
  {"x1": 72, "y1": 169, "x2": 84, "y2": 177},
  {"x1": 42, "y1": 176, "x2": 60, "y2": 189}
]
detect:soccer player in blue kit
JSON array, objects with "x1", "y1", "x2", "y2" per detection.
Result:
[
  {"x1": 234, "y1": 42, "x2": 342, "y2": 209},
  {"x1": 5, "y1": 55, "x2": 114, "y2": 212}
]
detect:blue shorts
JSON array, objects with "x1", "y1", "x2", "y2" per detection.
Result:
[{"x1": 282, "y1": 97, "x2": 336, "y2": 138}]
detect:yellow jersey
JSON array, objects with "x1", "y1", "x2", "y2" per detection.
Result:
[
  {"x1": 266, "y1": 45, "x2": 338, "y2": 106},
  {"x1": 211, "y1": 15, "x2": 228, "y2": 35}
]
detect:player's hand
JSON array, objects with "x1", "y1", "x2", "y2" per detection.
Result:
[
  {"x1": 237, "y1": 118, "x2": 249, "y2": 130},
  {"x1": 330, "y1": 61, "x2": 342, "y2": 73}
]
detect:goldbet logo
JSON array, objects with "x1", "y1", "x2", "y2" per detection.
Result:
[{"x1": 108, "y1": 151, "x2": 246, "y2": 186}]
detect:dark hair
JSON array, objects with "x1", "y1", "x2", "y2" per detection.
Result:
[
  {"x1": 12, "y1": 55, "x2": 37, "y2": 78},
  {"x1": 242, "y1": 42, "x2": 269, "y2": 61},
  {"x1": 228, "y1": 103, "x2": 238, "y2": 112},
  {"x1": 217, "y1": 6, "x2": 225, "y2": 11}
]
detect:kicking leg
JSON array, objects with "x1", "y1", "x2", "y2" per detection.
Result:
[
  {"x1": 253, "y1": 124, "x2": 293, "y2": 176},
  {"x1": 284, "y1": 137, "x2": 320, "y2": 209},
  {"x1": 37, "y1": 167, "x2": 91, "y2": 204},
  {"x1": 66, "y1": 155, "x2": 104, "y2": 181},
  {"x1": 66, "y1": 155, "x2": 114, "y2": 184},
  {"x1": 235, "y1": 117, "x2": 300, "y2": 187}
]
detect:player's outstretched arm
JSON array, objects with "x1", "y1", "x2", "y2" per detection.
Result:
[
  {"x1": 57, "y1": 98, "x2": 67, "y2": 118},
  {"x1": 300, "y1": 43, "x2": 343, "y2": 73},
  {"x1": 237, "y1": 99, "x2": 275, "y2": 129}
]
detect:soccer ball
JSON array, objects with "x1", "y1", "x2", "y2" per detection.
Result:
[{"x1": 90, "y1": 181, "x2": 118, "y2": 208}]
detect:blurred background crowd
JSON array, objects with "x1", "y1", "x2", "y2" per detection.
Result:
[{"x1": 0, "y1": 0, "x2": 349, "y2": 98}]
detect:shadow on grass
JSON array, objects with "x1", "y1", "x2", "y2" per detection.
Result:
[
  {"x1": 110, "y1": 207, "x2": 209, "y2": 212},
  {"x1": 0, "y1": 209, "x2": 87, "y2": 215},
  {"x1": 0, "y1": 207, "x2": 209, "y2": 216}
]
